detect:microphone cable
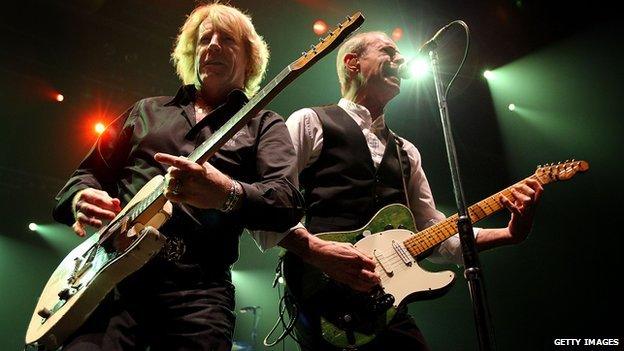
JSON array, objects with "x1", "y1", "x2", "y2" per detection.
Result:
[{"x1": 440, "y1": 20, "x2": 471, "y2": 100}]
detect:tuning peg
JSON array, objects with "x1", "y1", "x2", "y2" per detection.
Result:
[
  {"x1": 301, "y1": 51, "x2": 306, "y2": 56},
  {"x1": 345, "y1": 15, "x2": 352, "y2": 21}
]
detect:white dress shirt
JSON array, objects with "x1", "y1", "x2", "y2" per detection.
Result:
[{"x1": 251, "y1": 98, "x2": 479, "y2": 264}]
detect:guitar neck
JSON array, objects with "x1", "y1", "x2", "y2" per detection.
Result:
[
  {"x1": 402, "y1": 175, "x2": 541, "y2": 257},
  {"x1": 125, "y1": 67, "x2": 297, "y2": 226},
  {"x1": 188, "y1": 67, "x2": 295, "y2": 164},
  {"x1": 99, "y1": 12, "x2": 365, "y2": 238}
]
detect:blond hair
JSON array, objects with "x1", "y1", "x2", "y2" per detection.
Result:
[
  {"x1": 171, "y1": 3, "x2": 269, "y2": 96},
  {"x1": 336, "y1": 31, "x2": 389, "y2": 96}
]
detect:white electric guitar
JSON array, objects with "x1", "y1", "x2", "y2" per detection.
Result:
[
  {"x1": 283, "y1": 160, "x2": 589, "y2": 349},
  {"x1": 25, "y1": 12, "x2": 365, "y2": 350}
]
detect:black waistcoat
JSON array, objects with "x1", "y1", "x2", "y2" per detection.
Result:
[{"x1": 300, "y1": 104, "x2": 410, "y2": 234}]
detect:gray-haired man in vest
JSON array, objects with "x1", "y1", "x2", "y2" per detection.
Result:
[{"x1": 255, "y1": 31, "x2": 543, "y2": 350}]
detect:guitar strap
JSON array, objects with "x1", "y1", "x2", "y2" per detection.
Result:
[{"x1": 390, "y1": 130, "x2": 411, "y2": 210}]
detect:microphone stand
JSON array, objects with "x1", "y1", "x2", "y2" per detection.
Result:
[
  {"x1": 251, "y1": 307, "x2": 261, "y2": 350},
  {"x1": 427, "y1": 46, "x2": 495, "y2": 351}
]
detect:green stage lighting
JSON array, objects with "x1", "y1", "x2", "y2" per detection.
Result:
[{"x1": 409, "y1": 58, "x2": 430, "y2": 79}]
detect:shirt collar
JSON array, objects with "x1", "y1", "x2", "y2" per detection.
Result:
[
  {"x1": 165, "y1": 84, "x2": 249, "y2": 108},
  {"x1": 165, "y1": 84, "x2": 198, "y2": 107},
  {"x1": 167, "y1": 85, "x2": 250, "y2": 140},
  {"x1": 338, "y1": 98, "x2": 386, "y2": 133}
]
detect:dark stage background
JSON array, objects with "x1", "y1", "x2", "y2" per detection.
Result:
[{"x1": 1, "y1": 1, "x2": 622, "y2": 350}]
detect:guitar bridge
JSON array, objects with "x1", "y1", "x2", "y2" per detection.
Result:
[{"x1": 68, "y1": 244, "x2": 98, "y2": 284}]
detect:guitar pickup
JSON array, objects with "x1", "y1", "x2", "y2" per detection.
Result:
[
  {"x1": 392, "y1": 240, "x2": 413, "y2": 267},
  {"x1": 373, "y1": 250, "x2": 393, "y2": 277}
]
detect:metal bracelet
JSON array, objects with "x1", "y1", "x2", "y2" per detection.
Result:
[{"x1": 221, "y1": 179, "x2": 241, "y2": 213}]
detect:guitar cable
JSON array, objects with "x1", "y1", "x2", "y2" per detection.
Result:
[{"x1": 263, "y1": 255, "x2": 301, "y2": 348}]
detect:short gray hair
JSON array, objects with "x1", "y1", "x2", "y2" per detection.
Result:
[{"x1": 335, "y1": 31, "x2": 389, "y2": 96}]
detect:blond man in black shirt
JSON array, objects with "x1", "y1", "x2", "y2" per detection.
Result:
[{"x1": 53, "y1": 4, "x2": 303, "y2": 350}]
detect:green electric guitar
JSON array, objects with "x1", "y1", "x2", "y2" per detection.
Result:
[{"x1": 283, "y1": 160, "x2": 589, "y2": 348}]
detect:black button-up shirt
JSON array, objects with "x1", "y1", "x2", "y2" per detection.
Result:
[{"x1": 53, "y1": 85, "x2": 304, "y2": 270}]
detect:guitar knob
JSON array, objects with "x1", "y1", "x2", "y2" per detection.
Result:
[
  {"x1": 58, "y1": 288, "x2": 71, "y2": 300},
  {"x1": 384, "y1": 224, "x2": 394, "y2": 230},
  {"x1": 342, "y1": 314, "x2": 352, "y2": 323},
  {"x1": 37, "y1": 308, "x2": 52, "y2": 319},
  {"x1": 373, "y1": 293, "x2": 395, "y2": 312},
  {"x1": 58, "y1": 287, "x2": 77, "y2": 300},
  {"x1": 385, "y1": 294, "x2": 395, "y2": 306}
]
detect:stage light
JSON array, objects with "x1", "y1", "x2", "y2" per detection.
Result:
[
  {"x1": 56, "y1": 93, "x2": 64, "y2": 102},
  {"x1": 483, "y1": 70, "x2": 494, "y2": 80},
  {"x1": 29, "y1": 223, "x2": 38, "y2": 231},
  {"x1": 391, "y1": 27, "x2": 404, "y2": 41},
  {"x1": 409, "y1": 58, "x2": 430, "y2": 79},
  {"x1": 508, "y1": 103, "x2": 516, "y2": 111},
  {"x1": 95, "y1": 122, "x2": 106, "y2": 134},
  {"x1": 312, "y1": 19, "x2": 328, "y2": 36}
]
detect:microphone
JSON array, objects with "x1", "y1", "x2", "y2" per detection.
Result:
[
  {"x1": 239, "y1": 305, "x2": 261, "y2": 313},
  {"x1": 397, "y1": 22, "x2": 453, "y2": 79}
]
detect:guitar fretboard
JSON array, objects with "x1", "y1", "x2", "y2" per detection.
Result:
[
  {"x1": 188, "y1": 67, "x2": 291, "y2": 164},
  {"x1": 402, "y1": 174, "x2": 542, "y2": 257},
  {"x1": 96, "y1": 12, "x2": 365, "y2": 239}
]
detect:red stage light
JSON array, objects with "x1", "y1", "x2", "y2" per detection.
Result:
[
  {"x1": 391, "y1": 27, "x2": 404, "y2": 41},
  {"x1": 313, "y1": 19, "x2": 328, "y2": 36},
  {"x1": 94, "y1": 122, "x2": 106, "y2": 134}
]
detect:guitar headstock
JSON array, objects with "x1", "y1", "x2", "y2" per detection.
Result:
[
  {"x1": 534, "y1": 160, "x2": 589, "y2": 184},
  {"x1": 289, "y1": 12, "x2": 365, "y2": 71}
]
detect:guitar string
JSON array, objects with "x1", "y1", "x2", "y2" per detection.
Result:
[{"x1": 355, "y1": 167, "x2": 575, "y2": 285}]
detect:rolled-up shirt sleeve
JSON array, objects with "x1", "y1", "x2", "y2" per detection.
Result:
[
  {"x1": 237, "y1": 111, "x2": 305, "y2": 233},
  {"x1": 426, "y1": 228, "x2": 481, "y2": 265},
  {"x1": 400, "y1": 137, "x2": 480, "y2": 265}
]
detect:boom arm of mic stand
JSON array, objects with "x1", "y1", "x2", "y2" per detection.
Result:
[{"x1": 427, "y1": 48, "x2": 496, "y2": 351}]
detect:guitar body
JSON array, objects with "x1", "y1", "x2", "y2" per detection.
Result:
[
  {"x1": 283, "y1": 160, "x2": 589, "y2": 348},
  {"x1": 283, "y1": 204, "x2": 455, "y2": 348},
  {"x1": 25, "y1": 176, "x2": 171, "y2": 349}
]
